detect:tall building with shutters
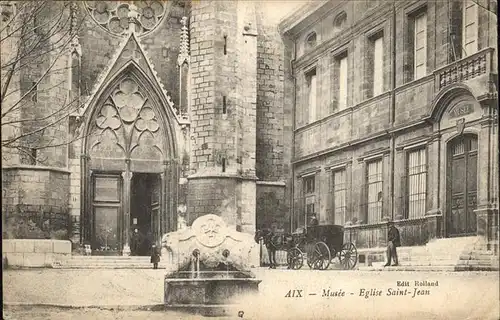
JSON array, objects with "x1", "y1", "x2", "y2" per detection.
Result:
[
  {"x1": 279, "y1": 0, "x2": 498, "y2": 254},
  {"x1": 1, "y1": 0, "x2": 298, "y2": 255}
]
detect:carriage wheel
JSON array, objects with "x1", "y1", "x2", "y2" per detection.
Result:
[
  {"x1": 287, "y1": 247, "x2": 304, "y2": 270},
  {"x1": 339, "y1": 242, "x2": 358, "y2": 270},
  {"x1": 307, "y1": 242, "x2": 331, "y2": 270}
]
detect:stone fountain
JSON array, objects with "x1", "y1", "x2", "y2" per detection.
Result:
[{"x1": 161, "y1": 214, "x2": 261, "y2": 316}]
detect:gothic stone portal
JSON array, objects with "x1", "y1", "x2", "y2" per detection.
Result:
[{"x1": 82, "y1": 74, "x2": 177, "y2": 255}]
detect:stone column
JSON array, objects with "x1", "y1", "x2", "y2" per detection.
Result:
[
  {"x1": 393, "y1": 148, "x2": 405, "y2": 220},
  {"x1": 121, "y1": 167, "x2": 133, "y2": 256},
  {"x1": 426, "y1": 134, "x2": 441, "y2": 214},
  {"x1": 474, "y1": 102, "x2": 499, "y2": 251},
  {"x1": 80, "y1": 154, "x2": 87, "y2": 244}
]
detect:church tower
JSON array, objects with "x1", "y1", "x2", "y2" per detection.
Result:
[{"x1": 186, "y1": 0, "x2": 259, "y2": 233}]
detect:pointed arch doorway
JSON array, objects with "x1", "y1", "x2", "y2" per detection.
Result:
[{"x1": 81, "y1": 69, "x2": 178, "y2": 256}]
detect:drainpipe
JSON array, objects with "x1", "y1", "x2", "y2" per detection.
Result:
[
  {"x1": 290, "y1": 36, "x2": 297, "y2": 233},
  {"x1": 389, "y1": 0, "x2": 397, "y2": 221}
]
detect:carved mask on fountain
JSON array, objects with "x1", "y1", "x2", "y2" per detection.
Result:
[{"x1": 161, "y1": 214, "x2": 259, "y2": 276}]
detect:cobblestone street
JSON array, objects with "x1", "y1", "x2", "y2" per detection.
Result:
[{"x1": 3, "y1": 268, "x2": 499, "y2": 320}]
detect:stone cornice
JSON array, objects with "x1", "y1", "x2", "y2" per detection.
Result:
[
  {"x1": 296, "y1": 166, "x2": 322, "y2": 178},
  {"x1": 395, "y1": 135, "x2": 433, "y2": 151},
  {"x1": 278, "y1": 1, "x2": 331, "y2": 37},
  {"x1": 187, "y1": 173, "x2": 258, "y2": 181},
  {"x1": 324, "y1": 158, "x2": 352, "y2": 171},
  {"x1": 1, "y1": 165, "x2": 71, "y2": 174},
  {"x1": 256, "y1": 180, "x2": 286, "y2": 187},
  {"x1": 357, "y1": 147, "x2": 391, "y2": 163}
]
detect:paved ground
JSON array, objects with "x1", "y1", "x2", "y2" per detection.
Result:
[{"x1": 3, "y1": 268, "x2": 499, "y2": 320}]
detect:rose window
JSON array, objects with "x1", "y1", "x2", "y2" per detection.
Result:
[{"x1": 85, "y1": 1, "x2": 166, "y2": 36}]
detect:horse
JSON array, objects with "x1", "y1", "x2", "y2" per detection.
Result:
[{"x1": 255, "y1": 228, "x2": 294, "y2": 269}]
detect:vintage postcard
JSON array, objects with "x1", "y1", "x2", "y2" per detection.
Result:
[{"x1": 1, "y1": 0, "x2": 499, "y2": 319}]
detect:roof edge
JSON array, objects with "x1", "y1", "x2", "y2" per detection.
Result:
[{"x1": 278, "y1": 1, "x2": 329, "y2": 36}]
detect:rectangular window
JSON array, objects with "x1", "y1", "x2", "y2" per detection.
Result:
[
  {"x1": 304, "y1": 175, "x2": 315, "y2": 194},
  {"x1": 303, "y1": 175, "x2": 316, "y2": 218},
  {"x1": 414, "y1": 11, "x2": 427, "y2": 79},
  {"x1": 407, "y1": 148, "x2": 427, "y2": 218},
  {"x1": 366, "y1": 159, "x2": 383, "y2": 223},
  {"x1": 332, "y1": 170, "x2": 347, "y2": 226},
  {"x1": 449, "y1": 1, "x2": 463, "y2": 62},
  {"x1": 463, "y1": 0, "x2": 478, "y2": 55},
  {"x1": 305, "y1": 197, "x2": 315, "y2": 216},
  {"x1": 306, "y1": 69, "x2": 317, "y2": 123},
  {"x1": 372, "y1": 35, "x2": 384, "y2": 96},
  {"x1": 338, "y1": 55, "x2": 348, "y2": 110}
]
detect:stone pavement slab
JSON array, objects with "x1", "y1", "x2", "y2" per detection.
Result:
[
  {"x1": 3, "y1": 268, "x2": 499, "y2": 320},
  {"x1": 3, "y1": 269, "x2": 165, "y2": 306}
]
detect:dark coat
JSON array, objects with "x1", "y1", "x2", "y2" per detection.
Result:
[
  {"x1": 388, "y1": 226, "x2": 401, "y2": 247},
  {"x1": 150, "y1": 246, "x2": 160, "y2": 263},
  {"x1": 309, "y1": 217, "x2": 319, "y2": 227}
]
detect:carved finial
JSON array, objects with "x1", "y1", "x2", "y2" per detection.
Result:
[
  {"x1": 177, "y1": 16, "x2": 190, "y2": 66},
  {"x1": 128, "y1": 4, "x2": 139, "y2": 34},
  {"x1": 70, "y1": 2, "x2": 81, "y2": 56}
]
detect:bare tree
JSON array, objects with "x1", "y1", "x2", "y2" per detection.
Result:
[{"x1": 1, "y1": 1, "x2": 88, "y2": 165}]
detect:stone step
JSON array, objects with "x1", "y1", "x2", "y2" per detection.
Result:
[
  {"x1": 55, "y1": 255, "x2": 169, "y2": 269},
  {"x1": 59, "y1": 261, "x2": 166, "y2": 264},
  {"x1": 69, "y1": 256, "x2": 155, "y2": 260},
  {"x1": 53, "y1": 264, "x2": 167, "y2": 269},
  {"x1": 358, "y1": 265, "x2": 457, "y2": 272},
  {"x1": 399, "y1": 260, "x2": 459, "y2": 266}
]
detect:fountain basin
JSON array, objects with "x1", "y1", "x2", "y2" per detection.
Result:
[
  {"x1": 164, "y1": 271, "x2": 261, "y2": 316},
  {"x1": 161, "y1": 215, "x2": 261, "y2": 316}
]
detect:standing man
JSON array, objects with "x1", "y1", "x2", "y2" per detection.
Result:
[
  {"x1": 131, "y1": 228, "x2": 141, "y2": 256},
  {"x1": 309, "y1": 214, "x2": 319, "y2": 227},
  {"x1": 384, "y1": 221, "x2": 400, "y2": 267}
]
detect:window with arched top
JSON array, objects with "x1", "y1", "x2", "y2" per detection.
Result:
[
  {"x1": 305, "y1": 32, "x2": 317, "y2": 50},
  {"x1": 333, "y1": 11, "x2": 347, "y2": 32}
]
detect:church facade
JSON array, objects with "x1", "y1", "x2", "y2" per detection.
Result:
[{"x1": 1, "y1": 1, "x2": 295, "y2": 255}]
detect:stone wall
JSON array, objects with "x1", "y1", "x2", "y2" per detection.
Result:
[
  {"x1": 186, "y1": 177, "x2": 237, "y2": 225},
  {"x1": 77, "y1": 2, "x2": 185, "y2": 103},
  {"x1": 2, "y1": 239, "x2": 71, "y2": 268},
  {"x1": 255, "y1": 15, "x2": 285, "y2": 181},
  {"x1": 2, "y1": 168, "x2": 70, "y2": 237},
  {"x1": 256, "y1": 184, "x2": 288, "y2": 231},
  {"x1": 2, "y1": 168, "x2": 70, "y2": 213}
]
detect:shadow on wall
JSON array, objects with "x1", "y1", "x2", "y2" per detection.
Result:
[{"x1": 3, "y1": 214, "x2": 70, "y2": 241}]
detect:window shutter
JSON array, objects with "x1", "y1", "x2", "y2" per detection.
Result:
[
  {"x1": 373, "y1": 36, "x2": 384, "y2": 96},
  {"x1": 414, "y1": 12, "x2": 427, "y2": 79},
  {"x1": 463, "y1": 0, "x2": 478, "y2": 55}
]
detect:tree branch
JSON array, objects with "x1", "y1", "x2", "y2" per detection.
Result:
[{"x1": 1, "y1": 31, "x2": 74, "y2": 118}]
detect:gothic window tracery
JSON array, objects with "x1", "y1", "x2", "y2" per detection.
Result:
[
  {"x1": 85, "y1": 1, "x2": 166, "y2": 36},
  {"x1": 89, "y1": 77, "x2": 164, "y2": 161}
]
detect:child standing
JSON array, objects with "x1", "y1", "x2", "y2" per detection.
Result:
[{"x1": 150, "y1": 244, "x2": 160, "y2": 269}]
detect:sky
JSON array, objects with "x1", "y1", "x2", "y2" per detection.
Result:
[{"x1": 257, "y1": 0, "x2": 315, "y2": 23}]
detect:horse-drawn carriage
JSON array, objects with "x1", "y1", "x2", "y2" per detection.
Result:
[{"x1": 256, "y1": 224, "x2": 358, "y2": 270}]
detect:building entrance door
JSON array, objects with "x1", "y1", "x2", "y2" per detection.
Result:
[
  {"x1": 130, "y1": 173, "x2": 161, "y2": 256},
  {"x1": 91, "y1": 173, "x2": 123, "y2": 255},
  {"x1": 447, "y1": 134, "x2": 478, "y2": 237}
]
